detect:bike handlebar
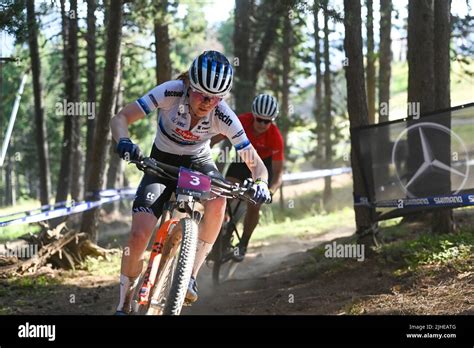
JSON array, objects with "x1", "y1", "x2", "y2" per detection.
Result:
[{"x1": 129, "y1": 157, "x2": 264, "y2": 204}]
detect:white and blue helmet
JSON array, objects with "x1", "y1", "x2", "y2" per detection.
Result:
[
  {"x1": 252, "y1": 94, "x2": 279, "y2": 120},
  {"x1": 188, "y1": 50, "x2": 233, "y2": 97}
]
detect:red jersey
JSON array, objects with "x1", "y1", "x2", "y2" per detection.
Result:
[{"x1": 238, "y1": 112, "x2": 284, "y2": 161}]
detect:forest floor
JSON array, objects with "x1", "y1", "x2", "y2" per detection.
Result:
[{"x1": 0, "y1": 176, "x2": 472, "y2": 315}]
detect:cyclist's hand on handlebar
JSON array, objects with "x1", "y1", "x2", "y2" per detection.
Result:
[
  {"x1": 252, "y1": 179, "x2": 271, "y2": 204},
  {"x1": 116, "y1": 137, "x2": 143, "y2": 161}
]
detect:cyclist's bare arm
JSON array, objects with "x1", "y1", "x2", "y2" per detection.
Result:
[
  {"x1": 238, "y1": 145, "x2": 269, "y2": 183},
  {"x1": 210, "y1": 134, "x2": 226, "y2": 148},
  {"x1": 110, "y1": 103, "x2": 145, "y2": 142},
  {"x1": 269, "y1": 160, "x2": 284, "y2": 194}
]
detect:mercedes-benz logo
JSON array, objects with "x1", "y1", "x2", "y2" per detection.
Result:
[{"x1": 391, "y1": 122, "x2": 470, "y2": 198}]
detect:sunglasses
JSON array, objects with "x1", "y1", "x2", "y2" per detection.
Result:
[
  {"x1": 189, "y1": 88, "x2": 222, "y2": 104},
  {"x1": 255, "y1": 117, "x2": 273, "y2": 124}
]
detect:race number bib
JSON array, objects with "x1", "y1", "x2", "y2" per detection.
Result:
[{"x1": 176, "y1": 167, "x2": 211, "y2": 199}]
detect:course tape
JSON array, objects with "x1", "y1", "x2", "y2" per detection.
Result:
[
  {"x1": 0, "y1": 189, "x2": 136, "y2": 228},
  {"x1": 354, "y1": 193, "x2": 474, "y2": 208},
  {"x1": 0, "y1": 167, "x2": 354, "y2": 229}
]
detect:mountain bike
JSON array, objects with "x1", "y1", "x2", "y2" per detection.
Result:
[{"x1": 129, "y1": 157, "x2": 256, "y2": 315}]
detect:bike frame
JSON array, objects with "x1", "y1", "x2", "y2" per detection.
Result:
[{"x1": 137, "y1": 197, "x2": 202, "y2": 306}]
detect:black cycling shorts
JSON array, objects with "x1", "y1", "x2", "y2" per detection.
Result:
[
  {"x1": 132, "y1": 144, "x2": 224, "y2": 219},
  {"x1": 225, "y1": 156, "x2": 273, "y2": 186}
]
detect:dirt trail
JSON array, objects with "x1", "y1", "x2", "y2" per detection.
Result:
[{"x1": 182, "y1": 227, "x2": 354, "y2": 315}]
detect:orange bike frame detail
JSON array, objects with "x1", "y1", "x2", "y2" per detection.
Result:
[{"x1": 138, "y1": 218, "x2": 179, "y2": 304}]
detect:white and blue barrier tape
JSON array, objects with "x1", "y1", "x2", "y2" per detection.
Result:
[
  {"x1": 282, "y1": 167, "x2": 352, "y2": 182},
  {"x1": 354, "y1": 193, "x2": 474, "y2": 209},
  {"x1": 0, "y1": 188, "x2": 136, "y2": 229},
  {"x1": 0, "y1": 167, "x2": 353, "y2": 229}
]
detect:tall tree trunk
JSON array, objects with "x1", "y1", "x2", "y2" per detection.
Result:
[
  {"x1": 408, "y1": 0, "x2": 435, "y2": 114},
  {"x1": 81, "y1": 0, "x2": 123, "y2": 241},
  {"x1": 233, "y1": 0, "x2": 252, "y2": 115},
  {"x1": 105, "y1": 57, "x2": 124, "y2": 214},
  {"x1": 377, "y1": 0, "x2": 392, "y2": 184},
  {"x1": 69, "y1": 0, "x2": 83, "y2": 203},
  {"x1": 26, "y1": 0, "x2": 51, "y2": 205},
  {"x1": 378, "y1": 0, "x2": 392, "y2": 123},
  {"x1": 344, "y1": 0, "x2": 375, "y2": 234},
  {"x1": 431, "y1": 0, "x2": 453, "y2": 234},
  {"x1": 366, "y1": 0, "x2": 376, "y2": 124},
  {"x1": 0, "y1": 35, "x2": 3, "y2": 205},
  {"x1": 154, "y1": 0, "x2": 172, "y2": 85},
  {"x1": 323, "y1": 0, "x2": 332, "y2": 204},
  {"x1": 84, "y1": 0, "x2": 97, "y2": 191},
  {"x1": 56, "y1": 0, "x2": 73, "y2": 204},
  {"x1": 407, "y1": 0, "x2": 435, "y2": 200},
  {"x1": 313, "y1": 0, "x2": 325, "y2": 164},
  {"x1": 280, "y1": 13, "x2": 292, "y2": 160}
]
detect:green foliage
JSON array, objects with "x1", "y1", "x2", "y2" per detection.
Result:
[
  {"x1": 260, "y1": 183, "x2": 353, "y2": 225},
  {"x1": 380, "y1": 229, "x2": 474, "y2": 272},
  {"x1": 81, "y1": 253, "x2": 122, "y2": 276},
  {"x1": 0, "y1": 0, "x2": 27, "y2": 43}
]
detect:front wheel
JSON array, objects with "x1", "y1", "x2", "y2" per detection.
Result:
[{"x1": 147, "y1": 218, "x2": 198, "y2": 315}]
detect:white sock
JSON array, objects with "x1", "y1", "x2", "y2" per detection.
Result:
[
  {"x1": 192, "y1": 239, "x2": 213, "y2": 278},
  {"x1": 117, "y1": 274, "x2": 139, "y2": 312}
]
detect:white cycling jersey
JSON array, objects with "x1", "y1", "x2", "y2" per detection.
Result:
[{"x1": 135, "y1": 80, "x2": 251, "y2": 156}]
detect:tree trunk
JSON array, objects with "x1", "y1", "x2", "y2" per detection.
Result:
[
  {"x1": 366, "y1": 0, "x2": 376, "y2": 124},
  {"x1": 69, "y1": 0, "x2": 83, "y2": 203},
  {"x1": 81, "y1": 0, "x2": 123, "y2": 241},
  {"x1": 105, "y1": 61, "x2": 124, "y2": 213},
  {"x1": 84, "y1": 0, "x2": 97, "y2": 190},
  {"x1": 408, "y1": 0, "x2": 435, "y2": 114},
  {"x1": 431, "y1": 0, "x2": 453, "y2": 234},
  {"x1": 378, "y1": 0, "x2": 392, "y2": 123},
  {"x1": 280, "y1": 13, "x2": 292, "y2": 160},
  {"x1": 407, "y1": 0, "x2": 435, "y2": 200},
  {"x1": 344, "y1": 0, "x2": 375, "y2": 234},
  {"x1": 323, "y1": 0, "x2": 332, "y2": 204},
  {"x1": 233, "y1": 0, "x2": 252, "y2": 115},
  {"x1": 233, "y1": 0, "x2": 291, "y2": 114},
  {"x1": 55, "y1": 0, "x2": 73, "y2": 204},
  {"x1": 26, "y1": 0, "x2": 51, "y2": 206},
  {"x1": 154, "y1": 0, "x2": 172, "y2": 85},
  {"x1": 0, "y1": 53, "x2": 2, "y2": 205},
  {"x1": 313, "y1": 0, "x2": 325, "y2": 164},
  {"x1": 377, "y1": 0, "x2": 392, "y2": 184}
]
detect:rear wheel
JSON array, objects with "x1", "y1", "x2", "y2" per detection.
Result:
[
  {"x1": 145, "y1": 218, "x2": 198, "y2": 315},
  {"x1": 212, "y1": 223, "x2": 235, "y2": 286}
]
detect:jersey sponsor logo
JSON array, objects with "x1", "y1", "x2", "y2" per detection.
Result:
[
  {"x1": 177, "y1": 121, "x2": 186, "y2": 127},
  {"x1": 197, "y1": 125, "x2": 211, "y2": 130},
  {"x1": 164, "y1": 89, "x2": 184, "y2": 97},
  {"x1": 149, "y1": 94, "x2": 159, "y2": 107},
  {"x1": 232, "y1": 129, "x2": 244, "y2": 139},
  {"x1": 215, "y1": 108, "x2": 233, "y2": 126},
  {"x1": 175, "y1": 128, "x2": 200, "y2": 141}
]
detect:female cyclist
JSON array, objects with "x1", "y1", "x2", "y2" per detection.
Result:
[{"x1": 110, "y1": 51, "x2": 271, "y2": 314}]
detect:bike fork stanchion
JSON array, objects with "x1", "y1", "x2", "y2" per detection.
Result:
[{"x1": 134, "y1": 218, "x2": 179, "y2": 312}]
